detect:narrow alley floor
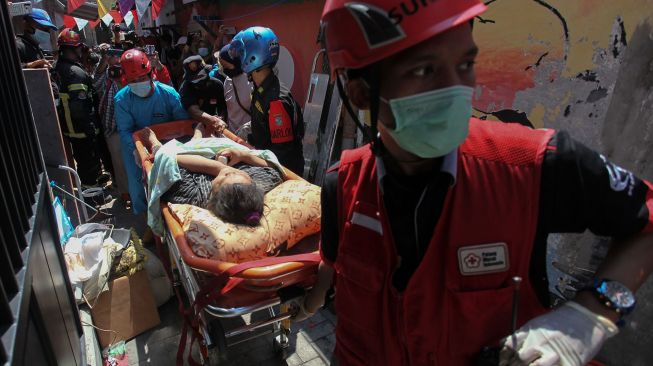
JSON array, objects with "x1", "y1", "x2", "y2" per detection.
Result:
[{"x1": 95, "y1": 187, "x2": 334, "y2": 366}]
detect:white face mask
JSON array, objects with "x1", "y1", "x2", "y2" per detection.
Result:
[
  {"x1": 129, "y1": 80, "x2": 153, "y2": 97},
  {"x1": 198, "y1": 47, "x2": 209, "y2": 57}
]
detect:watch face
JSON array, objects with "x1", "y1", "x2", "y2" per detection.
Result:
[{"x1": 601, "y1": 281, "x2": 636, "y2": 309}]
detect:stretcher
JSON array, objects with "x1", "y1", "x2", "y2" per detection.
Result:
[{"x1": 132, "y1": 120, "x2": 321, "y2": 365}]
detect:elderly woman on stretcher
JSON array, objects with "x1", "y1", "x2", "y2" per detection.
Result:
[{"x1": 142, "y1": 125, "x2": 285, "y2": 237}]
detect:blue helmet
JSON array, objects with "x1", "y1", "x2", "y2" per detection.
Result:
[
  {"x1": 229, "y1": 27, "x2": 279, "y2": 75},
  {"x1": 25, "y1": 8, "x2": 57, "y2": 30}
]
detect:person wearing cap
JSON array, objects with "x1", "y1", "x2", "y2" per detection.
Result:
[
  {"x1": 292, "y1": 1, "x2": 653, "y2": 365},
  {"x1": 230, "y1": 27, "x2": 305, "y2": 175},
  {"x1": 52, "y1": 28, "x2": 109, "y2": 188},
  {"x1": 179, "y1": 55, "x2": 228, "y2": 133},
  {"x1": 93, "y1": 47, "x2": 131, "y2": 207},
  {"x1": 15, "y1": 8, "x2": 57, "y2": 68},
  {"x1": 115, "y1": 49, "x2": 189, "y2": 214},
  {"x1": 217, "y1": 44, "x2": 252, "y2": 138}
]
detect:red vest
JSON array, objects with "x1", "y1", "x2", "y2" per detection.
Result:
[{"x1": 332, "y1": 119, "x2": 554, "y2": 365}]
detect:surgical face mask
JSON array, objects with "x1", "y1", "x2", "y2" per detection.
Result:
[
  {"x1": 198, "y1": 47, "x2": 209, "y2": 57},
  {"x1": 33, "y1": 29, "x2": 51, "y2": 45},
  {"x1": 382, "y1": 85, "x2": 474, "y2": 158},
  {"x1": 223, "y1": 67, "x2": 241, "y2": 78},
  {"x1": 129, "y1": 80, "x2": 152, "y2": 98}
]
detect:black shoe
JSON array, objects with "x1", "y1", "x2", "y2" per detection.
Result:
[{"x1": 97, "y1": 172, "x2": 112, "y2": 186}]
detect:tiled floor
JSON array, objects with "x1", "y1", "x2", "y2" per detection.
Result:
[{"x1": 124, "y1": 299, "x2": 336, "y2": 365}]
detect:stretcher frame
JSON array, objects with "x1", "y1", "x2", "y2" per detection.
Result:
[{"x1": 132, "y1": 120, "x2": 321, "y2": 365}]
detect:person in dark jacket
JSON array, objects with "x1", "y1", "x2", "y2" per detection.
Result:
[
  {"x1": 53, "y1": 28, "x2": 106, "y2": 187},
  {"x1": 15, "y1": 8, "x2": 57, "y2": 68},
  {"x1": 179, "y1": 55, "x2": 228, "y2": 133},
  {"x1": 229, "y1": 27, "x2": 305, "y2": 176}
]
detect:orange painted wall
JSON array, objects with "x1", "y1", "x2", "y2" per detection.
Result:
[{"x1": 182, "y1": 0, "x2": 325, "y2": 103}]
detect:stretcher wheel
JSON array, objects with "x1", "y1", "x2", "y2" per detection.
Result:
[
  {"x1": 207, "y1": 319, "x2": 228, "y2": 365},
  {"x1": 272, "y1": 328, "x2": 290, "y2": 360}
]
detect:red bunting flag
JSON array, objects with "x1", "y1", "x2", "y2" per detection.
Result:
[
  {"x1": 110, "y1": 9, "x2": 124, "y2": 24},
  {"x1": 151, "y1": 0, "x2": 163, "y2": 20},
  {"x1": 63, "y1": 15, "x2": 77, "y2": 29},
  {"x1": 66, "y1": 0, "x2": 85, "y2": 14},
  {"x1": 89, "y1": 18, "x2": 102, "y2": 28}
]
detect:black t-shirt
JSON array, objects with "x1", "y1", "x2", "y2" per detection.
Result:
[
  {"x1": 179, "y1": 74, "x2": 228, "y2": 120},
  {"x1": 321, "y1": 130, "x2": 652, "y2": 302},
  {"x1": 161, "y1": 162, "x2": 283, "y2": 206},
  {"x1": 15, "y1": 35, "x2": 44, "y2": 65}
]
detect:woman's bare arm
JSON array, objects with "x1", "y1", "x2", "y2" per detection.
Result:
[{"x1": 176, "y1": 154, "x2": 227, "y2": 176}]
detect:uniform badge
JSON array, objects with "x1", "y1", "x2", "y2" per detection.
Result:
[{"x1": 458, "y1": 243, "x2": 509, "y2": 276}]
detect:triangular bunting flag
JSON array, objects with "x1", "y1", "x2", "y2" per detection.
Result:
[
  {"x1": 89, "y1": 18, "x2": 102, "y2": 28},
  {"x1": 123, "y1": 10, "x2": 134, "y2": 27},
  {"x1": 110, "y1": 9, "x2": 123, "y2": 24},
  {"x1": 63, "y1": 15, "x2": 76, "y2": 29},
  {"x1": 101, "y1": 12, "x2": 113, "y2": 26},
  {"x1": 135, "y1": 0, "x2": 150, "y2": 19},
  {"x1": 151, "y1": 0, "x2": 163, "y2": 20},
  {"x1": 67, "y1": 0, "x2": 85, "y2": 14},
  {"x1": 97, "y1": 0, "x2": 113, "y2": 19},
  {"x1": 119, "y1": 0, "x2": 135, "y2": 16},
  {"x1": 74, "y1": 17, "x2": 89, "y2": 30},
  {"x1": 132, "y1": 9, "x2": 139, "y2": 27}
]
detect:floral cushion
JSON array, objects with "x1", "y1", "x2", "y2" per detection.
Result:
[{"x1": 169, "y1": 180, "x2": 321, "y2": 263}]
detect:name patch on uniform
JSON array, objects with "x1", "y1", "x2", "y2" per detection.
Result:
[{"x1": 458, "y1": 243, "x2": 509, "y2": 276}]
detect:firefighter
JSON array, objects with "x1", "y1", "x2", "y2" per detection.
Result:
[
  {"x1": 15, "y1": 8, "x2": 57, "y2": 68},
  {"x1": 229, "y1": 27, "x2": 305, "y2": 176},
  {"x1": 293, "y1": 1, "x2": 653, "y2": 365},
  {"x1": 53, "y1": 28, "x2": 106, "y2": 188},
  {"x1": 114, "y1": 49, "x2": 188, "y2": 214}
]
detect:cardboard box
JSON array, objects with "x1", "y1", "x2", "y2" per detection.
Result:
[{"x1": 90, "y1": 270, "x2": 161, "y2": 348}]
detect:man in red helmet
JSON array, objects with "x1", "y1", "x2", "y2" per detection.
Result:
[
  {"x1": 53, "y1": 28, "x2": 107, "y2": 188},
  {"x1": 293, "y1": 1, "x2": 653, "y2": 365},
  {"x1": 115, "y1": 48, "x2": 188, "y2": 214}
]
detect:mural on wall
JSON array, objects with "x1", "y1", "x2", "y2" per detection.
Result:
[
  {"x1": 472, "y1": 2, "x2": 653, "y2": 364},
  {"x1": 473, "y1": 0, "x2": 651, "y2": 147}
]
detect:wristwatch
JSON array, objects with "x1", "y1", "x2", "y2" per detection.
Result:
[{"x1": 585, "y1": 279, "x2": 636, "y2": 318}]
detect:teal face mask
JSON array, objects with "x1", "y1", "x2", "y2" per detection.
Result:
[{"x1": 382, "y1": 85, "x2": 474, "y2": 158}]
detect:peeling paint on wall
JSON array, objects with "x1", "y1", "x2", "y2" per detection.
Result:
[{"x1": 472, "y1": 1, "x2": 653, "y2": 364}]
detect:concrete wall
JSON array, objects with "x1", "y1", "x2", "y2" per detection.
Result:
[{"x1": 473, "y1": 1, "x2": 653, "y2": 364}]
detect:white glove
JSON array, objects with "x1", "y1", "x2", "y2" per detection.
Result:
[{"x1": 500, "y1": 301, "x2": 619, "y2": 366}]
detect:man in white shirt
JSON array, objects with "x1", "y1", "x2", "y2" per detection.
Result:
[{"x1": 218, "y1": 45, "x2": 252, "y2": 138}]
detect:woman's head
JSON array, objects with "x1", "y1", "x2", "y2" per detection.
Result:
[{"x1": 206, "y1": 167, "x2": 264, "y2": 226}]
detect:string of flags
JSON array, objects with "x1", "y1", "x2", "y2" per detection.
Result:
[{"x1": 64, "y1": 0, "x2": 163, "y2": 30}]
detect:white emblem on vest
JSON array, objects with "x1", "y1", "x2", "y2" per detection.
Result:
[{"x1": 458, "y1": 243, "x2": 509, "y2": 276}]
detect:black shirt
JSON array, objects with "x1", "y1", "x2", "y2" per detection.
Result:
[
  {"x1": 179, "y1": 73, "x2": 228, "y2": 120},
  {"x1": 15, "y1": 34, "x2": 44, "y2": 65},
  {"x1": 249, "y1": 73, "x2": 305, "y2": 176},
  {"x1": 321, "y1": 130, "x2": 651, "y2": 300}
]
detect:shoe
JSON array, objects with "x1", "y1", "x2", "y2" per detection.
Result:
[{"x1": 97, "y1": 172, "x2": 112, "y2": 186}]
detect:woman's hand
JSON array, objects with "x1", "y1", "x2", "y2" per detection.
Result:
[{"x1": 216, "y1": 148, "x2": 250, "y2": 166}]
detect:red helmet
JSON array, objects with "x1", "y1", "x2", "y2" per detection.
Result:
[
  {"x1": 57, "y1": 28, "x2": 82, "y2": 47},
  {"x1": 120, "y1": 49, "x2": 152, "y2": 83},
  {"x1": 321, "y1": 0, "x2": 487, "y2": 71}
]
